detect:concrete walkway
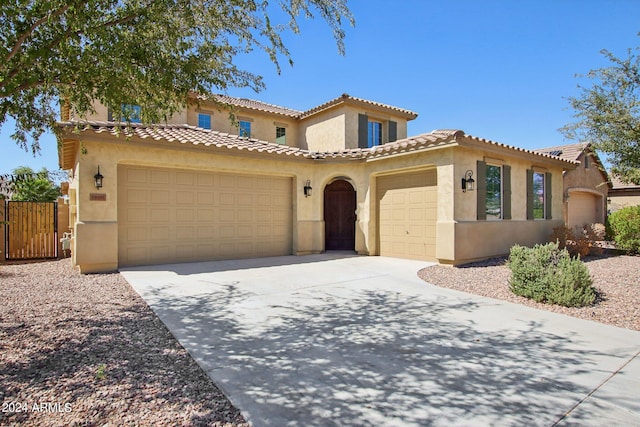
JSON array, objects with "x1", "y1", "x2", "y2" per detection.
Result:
[{"x1": 120, "y1": 254, "x2": 640, "y2": 426}]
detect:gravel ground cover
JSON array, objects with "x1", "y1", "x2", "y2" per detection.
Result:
[
  {"x1": 0, "y1": 259, "x2": 248, "y2": 427},
  {"x1": 418, "y1": 252, "x2": 640, "y2": 332}
]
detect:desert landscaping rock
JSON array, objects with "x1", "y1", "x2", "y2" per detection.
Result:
[
  {"x1": 418, "y1": 253, "x2": 640, "y2": 332},
  {"x1": 0, "y1": 259, "x2": 248, "y2": 427}
]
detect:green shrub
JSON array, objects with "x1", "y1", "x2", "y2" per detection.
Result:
[
  {"x1": 608, "y1": 206, "x2": 640, "y2": 254},
  {"x1": 508, "y1": 242, "x2": 595, "y2": 307}
]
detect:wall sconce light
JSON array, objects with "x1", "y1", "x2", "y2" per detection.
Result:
[
  {"x1": 462, "y1": 170, "x2": 475, "y2": 193},
  {"x1": 94, "y1": 165, "x2": 104, "y2": 189},
  {"x1": 303, "y1": 179, "x2": 313, "y2": 197}
]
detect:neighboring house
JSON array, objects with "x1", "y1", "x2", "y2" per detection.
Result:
[
  {"x1": 536, "y1": 143, "x2": 610, "y2": 229},
  {"x1": 608, "y1": 175, "x2": 640, "y2": 212},
  {"x1": 56, "y1": 94, "x2": 576, "y2": 273}
]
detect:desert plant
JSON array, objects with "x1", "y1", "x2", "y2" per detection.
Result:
[
  {"x1": 549, "y1": 223, "x2": 605, "y2": 257},
  {"x1": 508, "y1": 242, "x2": 595, "y2": 307},
  {"x1": 608, "y1": 206, "x2": 640, "y2": 254},
  {"x1": 550, "y1": 225, "x2": 571, "y2": 249}
]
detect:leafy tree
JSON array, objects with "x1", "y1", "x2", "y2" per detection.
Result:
[
  {"x1": 562, "y1": 44, "x2": 640, "y2": 184},
  {"x1": 8, "y1": 166, "x2": 61, "y2": 202},
  {"x1": 1, "y1": 0, "x2": 354, "y2": 154}
]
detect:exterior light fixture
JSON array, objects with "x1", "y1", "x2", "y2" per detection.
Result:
[
  {"x1": 304, "y1": 179, "x2": 313, "y2": 197},
  {"x1": 94, "y1": 165, "x2": 104, "y2": 189},
  {"x1": 462, "y1": 170, "x2": 475, "y2": 193}
]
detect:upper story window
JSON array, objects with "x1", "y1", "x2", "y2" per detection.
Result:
[
  {"x1": 358, "y1": 114, "x2": 398, "y2": 148},
  {"x1": 198, "y1": 113, "x2": 211, "y2": 130},
  {"x1": 276, "y1": 127, "x2": 286, "y2": 145},
  {"x1": 239, "y1": 120, "x2": 251, "y2": 138},
  {"x1": 118, "y1": 104, "x2": 142, "y2": 123},
  {"x1": 485, "y1": 165, "x2": 503, "y2": 220},
  {"x1": 368, "y1": 121, "x2": 382, "y2": 147}
]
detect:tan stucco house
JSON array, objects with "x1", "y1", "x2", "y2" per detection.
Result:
[
  {"x1": 608, "y1": 175, "x2": 640, "y2": 212},
  {"x1": 56, "y1": 94, "x2": 576, "y2": 273},
  {"x1": 536, "y1": 143, "x2": 610, "y2": 228}
]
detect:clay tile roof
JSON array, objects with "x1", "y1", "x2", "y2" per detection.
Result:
[
  {"x1": 58, "y1": 121, "x2": 306, "y2": 163},
  {"x1": 56, "y1": 122, "x2": 578, "y2": 170},
  {"x1": 209, "y1": 94, "x2": 303, "y2": 117},
  {"x1": 299, "y1": 93, "x2": 418, "y2": 120},
  {"x1": 535, "y1": 142, "x2": 589, "y2": 162},
  {"x1": 455, "y1": 133, "x2": 579, "y2": 165},
  {"x1": 610, "y1": 175, "x2": 640, "y2": 189}
]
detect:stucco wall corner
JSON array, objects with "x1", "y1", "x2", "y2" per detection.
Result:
[{"x1": 73, "y1": 221, "x2": 118, "y2": 273}]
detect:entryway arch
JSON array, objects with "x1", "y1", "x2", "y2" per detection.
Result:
[{"x1": 324, "y1": 179, "x2": 356, "y2": 251}]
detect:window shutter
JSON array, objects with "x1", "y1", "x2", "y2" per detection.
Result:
[
  {"x1": 358, "y1": 114, "x2": 368, "y2": 148},
  {"x1": 545, "y1": 172, "x2": 553, "y2": 219},
  {"x1": 503, "y1": 165, "x2": 512, "y2": 220},
  {"x1": 476, "y1": 161, "x2": 487, "y2": 220},
  {"x1": 388, "y1": 121, "x2": 397, "y2": 143},
  {"x1": 526, "y1": 169, "x2": 534, "y2": 220}
]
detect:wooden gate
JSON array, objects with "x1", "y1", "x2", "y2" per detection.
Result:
[{"x1": 4, "y1": 201, "x2": 58, "y2": 260}]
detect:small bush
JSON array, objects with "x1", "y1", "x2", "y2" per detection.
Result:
[
  {"x1": 508, "y1": 242, "x2": 595, "y2": 307},
  {"x1": 608, "y1": 206, "x2": 640, "y2": 254}
]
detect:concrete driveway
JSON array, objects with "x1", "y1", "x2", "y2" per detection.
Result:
[{"x1": 120, "y1": 254, "x2": 640, "y2": 427}]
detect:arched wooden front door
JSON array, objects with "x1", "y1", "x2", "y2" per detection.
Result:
[{"x1": 324, "y1": 180, "x2": 356, "y2": 250}]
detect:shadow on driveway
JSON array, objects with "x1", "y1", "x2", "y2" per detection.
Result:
[{"x1": 121, "y1": 255, "x2": 640, "y2": 427}]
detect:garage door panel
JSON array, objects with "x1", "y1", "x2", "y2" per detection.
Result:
[
  {"x1": 177, "y1": 192, "x2": 194, "y2": 204},
  {"x1": 151, "y1": 227, "x2": 169, "y2": 240},
  {"x1": 127, "y1": 189, "x2": 147, "y2": 203},
  {"x1": 118, "y1": 165, "x2": 292, "y2": 267},
  {"x1": 176, "y1": 172, "x2": 194, "y2": 186},
  {"x1": 150, "y1": 209, "x2": 170, "y2": 222},
  {"x1": 151, "y1": 191, "x2": 170, "y2": 204},
  {"x1": 126, "y1": 168, "x2": 147, "y2": 183},
  {"x1": 197, "y1": 192, "x2": 213, "y2": 204},
  {"x1": 151, "y1": 171, "x2": 170, "y2": 184},
  {"x1": 377, "y1": 170, "x2": 437, "y2": 261}
]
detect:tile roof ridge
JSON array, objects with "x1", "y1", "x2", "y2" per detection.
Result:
[
  {"x1": 459, "y1": 133, "x2": 580, "y2": 165},
  {"x1": 300, "y1": 93, "x2": 418, "y2": 119},
  {"x1": 210, "y1": 94, "x2": 303, "y2": 116}
]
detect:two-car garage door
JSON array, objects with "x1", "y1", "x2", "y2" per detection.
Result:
[
  {"x1": 377, "y1": 169, "x2": 437, "y2": 260},
  {"x1": 117, "y1": 165, "x2": 292, "y2": 267}
]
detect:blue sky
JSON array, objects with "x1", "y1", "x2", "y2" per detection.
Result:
[{"x1": 2, "y1": 0, "x2": 640, "y2": 175}]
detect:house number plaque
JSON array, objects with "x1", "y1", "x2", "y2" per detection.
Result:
[{"x1": 90, "y1": 193, "x2": 107, "y2": 201}]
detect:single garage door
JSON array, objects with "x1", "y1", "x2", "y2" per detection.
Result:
[
  {"x1": 377, "y1": 169, "x2": 437, "y2": 260},
  {"x1": 567, "y1": 191, "x2": 598, "y2": 228},
  {"x1": 118, "y1": 165, "x2": 292, "y2": 267}
]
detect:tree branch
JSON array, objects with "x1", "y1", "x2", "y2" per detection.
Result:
[{"x1": 5, "y1": 5, "x2": 70, "y2": 64}]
